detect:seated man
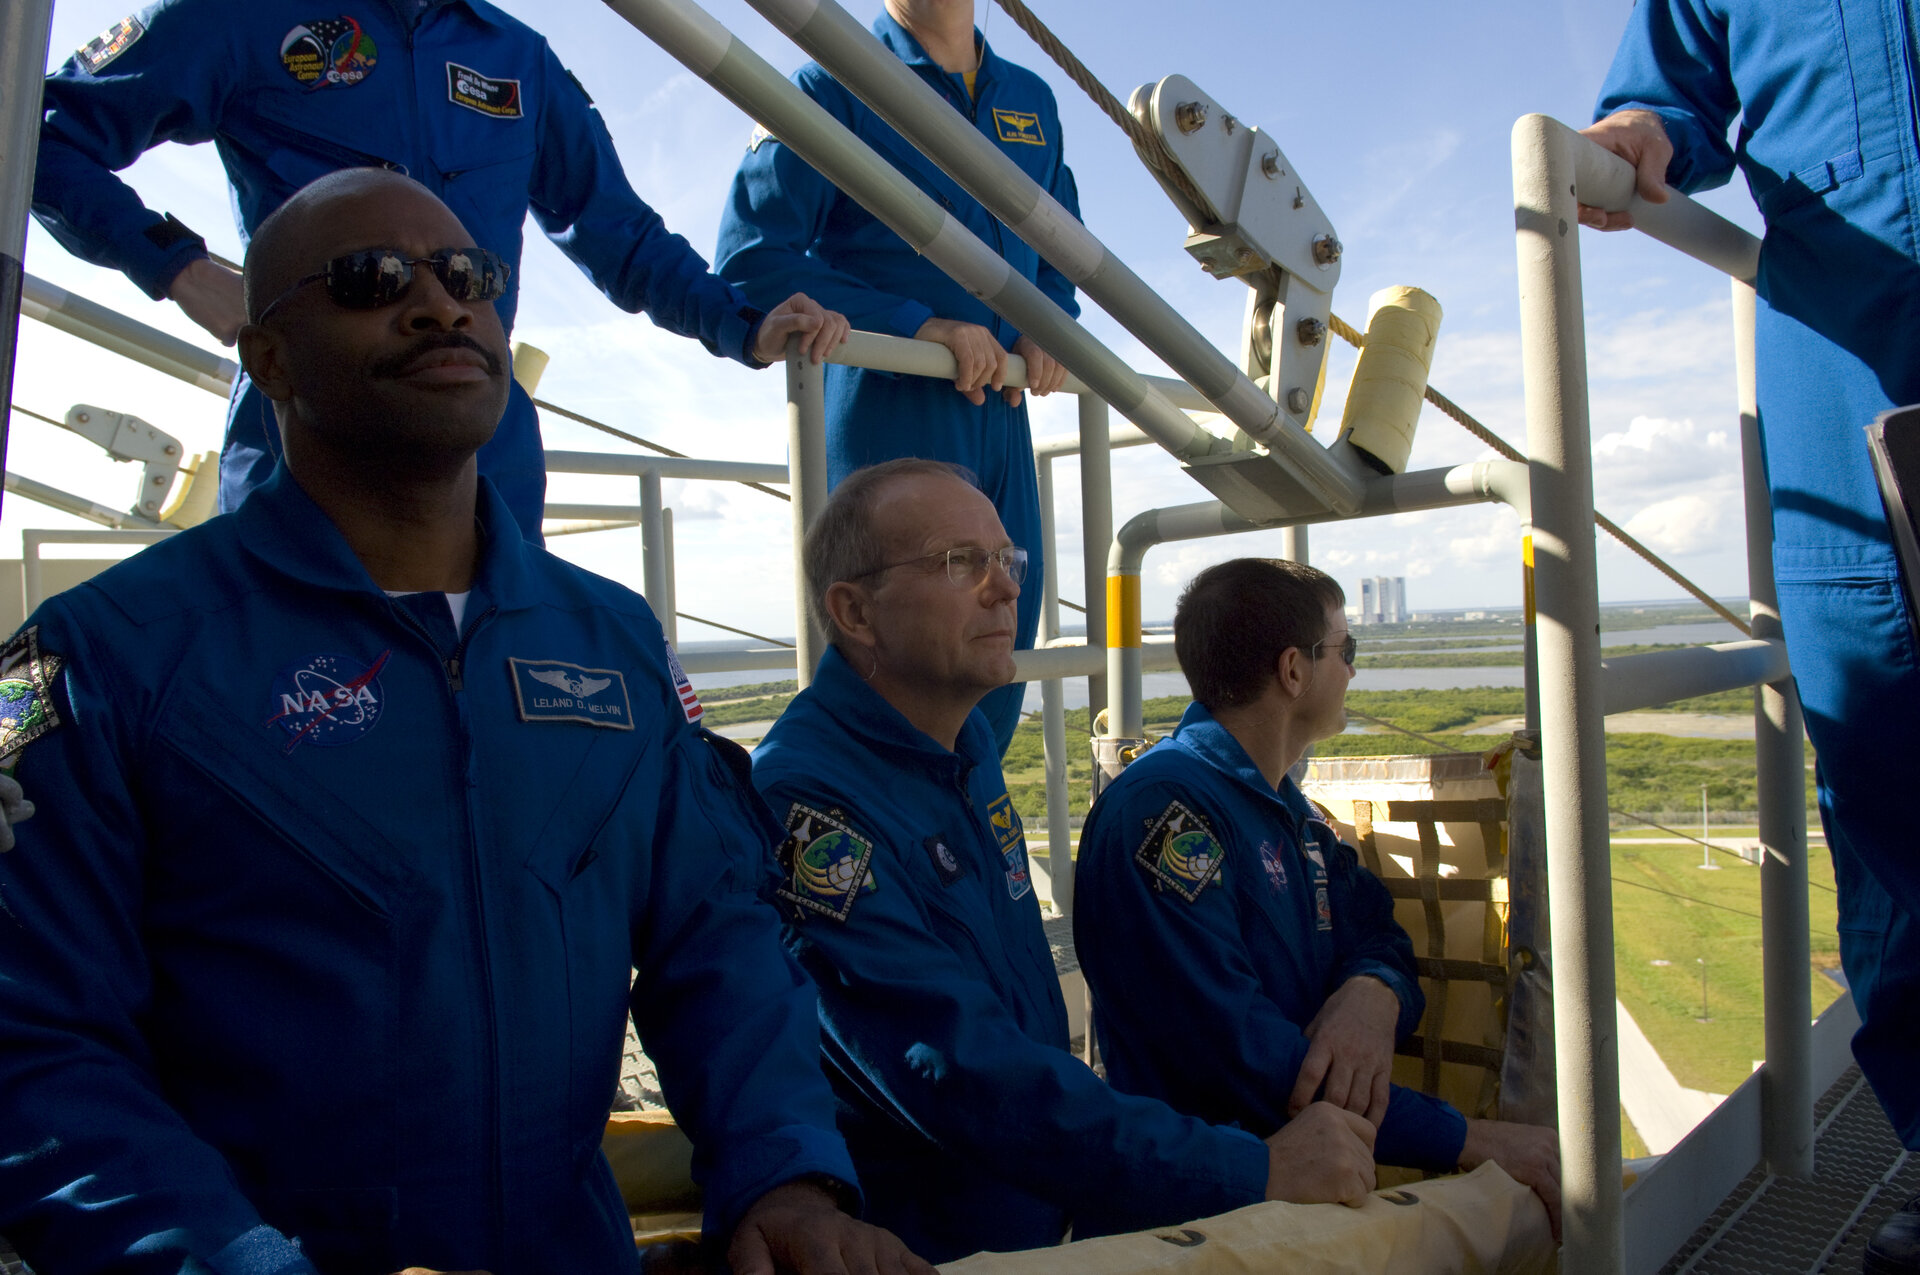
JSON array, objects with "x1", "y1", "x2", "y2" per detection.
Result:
[
  {"x1": 1075, "y1": 558, "x2": 1561, "y2": 1232},
  {"x1": 751, "y1": 459, "x2": 1380, "y2": 1265},
  {"x1": 0, "y1": 169, "x2": 926, "y2": 1275}
]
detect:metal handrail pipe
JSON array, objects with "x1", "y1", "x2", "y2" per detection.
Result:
[
  {"x1": 675, "y1": 647, "x2": 801, "y2": 676},
  {"x1": 5, "y1": 469, "x2": 164, "y2": 530},
  {"x1": 835, "y1": 329, "x2": 1216, "y2": 414},
  {"x1": 1035, "y1": 424, "x2": 1151, "y2": 461},
  {"x1": 541, "y1": 449, "x2": 789, "y2": 484},
  {"x1": 1597, "y1": 639, "x2": 1789, "y2": 716},
  {"x1": 1102, "y1": 460, "x2": 1524, "y2": 736},
  {"x1": 670, "y1": 637, "x2": 1181, "y2": 682},
  {"x1": 2, "y1": 0, "x2": 58, "y2": 519},
  {"x1": 21, "y1": 273, "x2": 239, "y2": 396},
  {"x1": 1529, "y1": 115, "x2": 1763, "y2": 282},
  {"x1": 542, "y1": 502, "x2": 647, "y2": 521},
  {"x1": 598, "y1": 0, "x2": 1295, "y2": 492},
  {"x1": 744, "y1": 0, "x2": 1366, "y2": 513}
]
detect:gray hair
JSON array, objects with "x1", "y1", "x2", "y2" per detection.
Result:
[{"x1": 803, "y1": 458, "x2": 979, "y2": 644}]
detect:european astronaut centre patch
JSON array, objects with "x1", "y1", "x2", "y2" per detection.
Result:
[
  {"x1": 77, "y1": 15, "x2": 145, "y2": 74},
  {"x1": 447, "y1": 62, "x2": 522, "y2": 118},
  {"x1": 778, "y1": 803, "x2": 877, "y2": 922},
  {"x1": 509, "y1": 657, "x2": 633, "y2": 729},
  {"x1": 0, "y1": 627, "x2": 64, "y2": 767},
  {"x1": 267, "y1": 650, "x2": 390, "y2": 752},
  {"x1": 280, "y1": 18, "x2": 377, "y2": 89},
  {"x1": 1136, "y1": 799, "x2": 1225, "y2": 902}
]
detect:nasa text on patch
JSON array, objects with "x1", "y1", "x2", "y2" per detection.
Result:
[
  {"x1": 267, "y1": 651, "x2": 390, "y2": 753},
  {"x1": 0, "y1": 627, "x2": 65, "y2": 768},
  {"x1": 77, "y1": 15, "x2": 145, "y2": 75},
  {"x1": 447, "y1": 62, "x2": 522, "y2": 118},
  {"x1": 509, "y1": 658, "x2": 632, "y2": 729},
  {"x1": 992, "y1": 108, "x2": 1045, "y2": 146},
  {"x1": 778, "y1": 803, "x2": 877, "y2": 922},
  {"x1": 1136, "y1": 799, "x2": 1225, "y2": 902}
]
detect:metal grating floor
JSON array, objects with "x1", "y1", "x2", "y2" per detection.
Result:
[{"x1": 1659, "y1": 1066, "x2": 1918, "y2": 1274}]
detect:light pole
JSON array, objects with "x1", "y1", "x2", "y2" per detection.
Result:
[{"x1": 1699, "y1": 783, "x2": 1719, "y2": 870}]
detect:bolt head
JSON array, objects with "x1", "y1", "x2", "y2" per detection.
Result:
[
  {"x1": 1261, "y1": 151, "x2": 1282, "y2": 179},
  {"x1": 76, "y1": 412, "x2": 90, "y2": 423},
  {"x1": 1174, "y1": 100, "x2": 1209, "y2": 134},
  {"x1": 1312, "y1": 234, "x2": 1343, "y2": 265},
  {"x1": 1286, "y1": 387, "x2": 1311, "y2": 414},
  {"x1": 1296, "y1": 317, "x2": 1326, "y2": 346}
]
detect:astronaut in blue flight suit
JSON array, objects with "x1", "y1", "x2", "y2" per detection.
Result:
[
  {"x1": 33, "y1": 0, "x2": 846, "y2": 542},
  {"x1": 1586, "y1": 8, "x2": 1920, "y2": 1260},
  {"x1": 750, "y1": 460, "x2": 1382, "y2": 1265},
  {"x1": 1074, "y1": 559, "x2": 1561, "y2": 1233},
  {"x1": 716, "y1": 0, "x2": 1079, "y2": 754},
  {"x1": 0, "y1": 170, "x2": 930, "y2": 1275}
]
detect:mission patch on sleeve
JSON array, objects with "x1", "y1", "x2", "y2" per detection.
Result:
[
  {"x1": 777, "y1": 802, "x2": 877, "y2": 922},
  {"x1": 0, "y1": 627, "x2": 65, "y2": 768},
  {"x1": 77, "y1": 15, "x2": 145, "y2": 74},
  {"x1": 1136, "y1": 798, "x2": 1225, "y2": 902}
]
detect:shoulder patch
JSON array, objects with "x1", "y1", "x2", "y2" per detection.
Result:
[
  {"x1": 1136, "y1": 799, "x2": 1225, "y2": 902},
  {"x1": 664, "y1": 642, "x2": 702, "y2": 723},
  {"x1": 447, "y1": 62, "x2": 523, "y2": 118},
  {"x1": 992, "y1": 108, "x2": 1046, "y2": 146},
  {"x1": 0, "y1": 627, "x2": 65, "y2": 767},
  {"x1": 77, "y1": 15, "x2": 145, "y2": 74},
  {"x1": 777, "y1": 803, "x2": 878, "y2": 922}
]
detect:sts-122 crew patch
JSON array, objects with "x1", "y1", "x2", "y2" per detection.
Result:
[
  {"x1": 777, "y1": 803, "x2": 877, "y2": 922},
  {"x1": 0, "y1": 627, "x2": 64, "y2": 767},
  {"x1": 77, "y1": 15, "x2": 145, "y2": 74},
  {"x1": 446, "y1": 62, "x2": 522, "y2": 118},
  {"x1": 280, "y1": 18, "x2": 377, "y2": 89},
  {"x1": 1136, "y1": 799, "x2": 1225, "y2": 902}
]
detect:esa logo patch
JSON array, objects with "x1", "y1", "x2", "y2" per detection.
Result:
[
  {"x1": 925, "y1": 834, "x2": 964, "y2": 886},
  {"x1": 447, "y1": 62, "x2": 522, "y2": 118},
  {"x1": 280, "y1": 18, "x2": 377, "y2": 89},
  {"x1": 509, "y1": 657, "x2": 632, "y2": 729},
  {"x1": 77, "y1": 15, "x2": 145, "y2": 75},
  {"x1": 267, "y1": 651, "x2": 389, "y2": 752},
  {"x1": 778, "y1": 803, "x2": 877, "y2": 922},
  {"x1": 1136, "y1": 799, "x2": 1224, "y2": 902},
  {"x1": 0, "y1": 626, "x2": 65, "y2": 767},
  {"x1": 992, "y1": 108, "x2": 1045, "y2": 146}
]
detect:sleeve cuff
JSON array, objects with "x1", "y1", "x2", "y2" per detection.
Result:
[
  {"x1": 700, "y1": 1122, "x2": 863, "y2": 1242},
  {"x1": 1375, "y1": 1088, "x2": 1468, "y2": 1173},
  {"x1": 1343, "y1": 963, "x2": 1423, "y2": 1039},
  {"x1": 1216, "y1": 1124, "x2": 1271, "y2": 1206},
  {"x1": 886, "y1": 298, "x2": 935, "y2": 341},
  {"x1": 733, "y1": 304, "x2": 771, "y2": 367},
  {"x1": 207, "y1": 1224, "x2": 318, "y2": 1275},
  {"x1": 130, "y1": 214, "x2": 210, "y2": 301}
]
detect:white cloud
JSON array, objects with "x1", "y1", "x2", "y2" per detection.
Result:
[{"x1": 1621, "y1": 493, "x2": 1726, "y2": 556}]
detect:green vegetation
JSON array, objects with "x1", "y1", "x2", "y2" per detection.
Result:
[{"x1": 1356, "y1": 643, "x2": 1688, "y2": 669}]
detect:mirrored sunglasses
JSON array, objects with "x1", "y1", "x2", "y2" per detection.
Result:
[
  {"x1": 257, "y1": 247, "x2": 510, "y2": 324},
  {"x1": 1311, "y1": 633, "x2": 1358, "y2": 666}
]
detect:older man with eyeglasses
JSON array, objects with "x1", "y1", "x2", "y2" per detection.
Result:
[
  {"x1": 750, "y1": 461, "x2": 1385, "y2": 1265},
  {"x1": 1073, "y1": 558, "x2": 1562, "y2": 1235}
]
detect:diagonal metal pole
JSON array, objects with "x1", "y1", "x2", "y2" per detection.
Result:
[{"x1": 0, "y1": 0, "x2": 58, "y2": 520}]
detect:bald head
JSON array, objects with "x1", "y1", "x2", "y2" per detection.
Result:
[{"x1": 245, "y1": 168, "x2": 441, "y2": 322}]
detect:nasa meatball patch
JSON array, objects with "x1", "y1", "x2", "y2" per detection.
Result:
[
  {"x1": 777, "y1": 803, "x2": 877, "y2": 922},
  {"x1": 508, "y1": 657, "x2": 633, "y2": 729},
  {"x1": 267, "y1": 650, "x2": 390, "y2": 752}
]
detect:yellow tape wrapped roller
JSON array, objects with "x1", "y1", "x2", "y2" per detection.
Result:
[{"x1": 1338, "y1": 285, "x2": 1443, "y2": 474}]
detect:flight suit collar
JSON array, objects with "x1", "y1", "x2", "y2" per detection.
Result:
[
  {"x1": 233, "y1": 463, "x2": 538, "y2": 613},
  {"x1": 811, "y1": 645, "x2": 996, "y2": 779},
  {"x1": 870, "y1": 10, "x2": 1006, "y2": 99},
  {"x1": 1171, "y1": 700, "x2": 1317, "y2": 825}
]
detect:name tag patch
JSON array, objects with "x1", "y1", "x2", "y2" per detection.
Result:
[
  {"x1": 0, "y1": 627, "x2": 65, "y2": 767},
  {"x1": 267, "y1": 651, "x2": 390, "y2": 752},
  {"x1": 1137, "y1": 799, "x2": 1225, "y2": 902},
  {"x1": 447, "y1": 62, "x2": 523, "y2": 118},
  {"x1": 778, "y1": 803, "x2": 877, "y2": 922},
  {"x1": 510, "y1": 658, "x2": 632, "y2": 729},
  {"x1": 77, "y1": 15, "x2": 145, "y2": 75},
  {"x1": 992, "y1": 108, "x2": 1045, "y2": 146},
  {"x1": 280, "y1": 18, "x2": 378, "y2": 89}
]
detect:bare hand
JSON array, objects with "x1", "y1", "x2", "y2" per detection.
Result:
[
  {"x1": 1288, "y1": 975, "x2": 1400, "y2": 1127},
  {"x1": 1262, "y1": 1101, "x2": 1377, "y2": 1206},
  {"x1": 728, "y1": 1180, "x2": 935, "y2": 1275},
  {"x1": 1460, "y1": 1118, "x2": 1561, "y2": 1240},
  {"x1": 915, "y1": 317, "x2": 1007, "y2": 407},
  {"x1": 1006, "y1": 334, "x2": 1066, "y2": 407},
  {"x1": 167, "y1": 256, "x2": 246, "y2": 345},
  {"x1": 1576, "y1": 109, "x2": 1674, "y2": 231},
  {"x1": 0, "y1": 773, "x2": 35, "y2": 854},
  {"x1": 753, "y1": 292, "x2": 850, "y2": 366}
]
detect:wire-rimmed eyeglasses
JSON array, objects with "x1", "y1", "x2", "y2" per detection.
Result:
[{"x1": 850, "y1": 545, "x2": 1028, "y2": 588}]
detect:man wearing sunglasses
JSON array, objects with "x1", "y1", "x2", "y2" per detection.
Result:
[
  {"x1": 0, "y1": 169, "x2": 928, "y2": 1275},
  {"x1": 34, "y1": 0, "x2": 847, "y2": 543},
  {"x1": 747, "y1": 461, "x2": 1382, "y2": 1264},
  {"x1": 1073, "y1": 558, "x2": 1561, "y2": 1234}
]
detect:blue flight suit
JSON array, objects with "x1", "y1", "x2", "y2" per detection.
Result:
[
  {"x1": 715, "y1": 13, "x2": 1082, "y2": 752},
  {"x1": 1075, "y1": 703, "x2": 1468, "y2": 1172},
  {"x1": 751, "y1": 648, "x2": 1268, "y2": 1265},
  {"x1": 34, "y1": 0, "x2": 772, "y2": 541},
  {"x1": 1598, "y1": 0, "x2": 1920, "y2": 1146},
  {"x1": 0, "y1": 469, "x2": 856, "y2": 1274}
]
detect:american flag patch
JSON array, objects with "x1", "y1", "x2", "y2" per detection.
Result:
[{"x1": 664, "y1": 642, "x2": 703, "y2": 723}]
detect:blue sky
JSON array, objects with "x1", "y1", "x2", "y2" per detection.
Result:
[{"x1": 17, "y1": 0, "x2": 1767, "y2": 634}]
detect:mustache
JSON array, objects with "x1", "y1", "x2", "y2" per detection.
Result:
[{"x1": 370, "y1": 332, "x2": 504, "y2": 379}]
